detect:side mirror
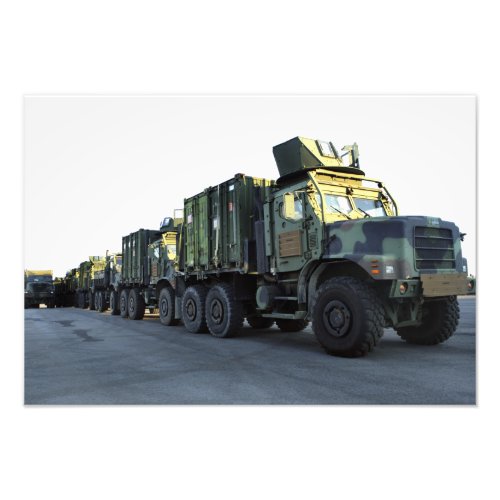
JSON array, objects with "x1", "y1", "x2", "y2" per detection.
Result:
[{"x1": 283, "y1": 192, "x2": 296, "y2": 220}]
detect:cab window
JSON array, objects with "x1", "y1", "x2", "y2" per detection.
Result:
[{"x1": 280, "y1": 194, "x2": 303, "y2": 221}]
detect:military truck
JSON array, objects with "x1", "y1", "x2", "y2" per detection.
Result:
[
  {"x1": 75, "y1": 259, "x2": 98, "y2": 309},
  {"x1": 24, "y1": 270, "x2": 55, "y2": 308},
  {"x1": 54, "y1": 268, "x2": 79, "y2": 307},
  {"x1": 172, "y1": 136, "x2": 468, "y2": 357},
  {"x1": 118, "y1": 216, "x2": 180, "y2": 321},
  {"x1": 89, "y1": 253, "x2": 123, "y2": 314}
]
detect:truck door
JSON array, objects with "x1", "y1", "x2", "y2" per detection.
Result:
[{"x1": 273, "y1": 192, "x2": 308, "y2": 273}]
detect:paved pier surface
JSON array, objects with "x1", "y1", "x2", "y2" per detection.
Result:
[{"x1": 24, "y1": 297, "x2": 476, "y2": 404}]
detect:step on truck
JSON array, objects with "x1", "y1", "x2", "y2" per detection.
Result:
[
  {"x1": 172, "y1": 136, "x2": 469, "y2": 357},
  {"x1": 24, "y1": 270, "x2": 55, "y2": 308}
]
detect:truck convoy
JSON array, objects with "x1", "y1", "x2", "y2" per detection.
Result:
[
  {"x1": 45, "y1": 136, "x2": 469, "y2": 357},
  {"x1": 24, "y1": 270, "x2": 55, "y2": 308}
]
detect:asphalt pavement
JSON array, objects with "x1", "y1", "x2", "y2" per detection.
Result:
[{"x1": 24, "y1": 297, "x2": 476, "y2": 405}]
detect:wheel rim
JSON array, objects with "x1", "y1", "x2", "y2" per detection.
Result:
[
  {"x1": 323, "y1": 299, "x2": 351, "y2": 337},
  {"x1": 129, "y1": 296, "x2": 135, "y2": 315},
  {"x1": 120, "y1": 295, "x2": 126, "y2": 311},
  {"x1": 160, "y1": 296, "x2": 168, "y2": 317},
  {"x1": 185, "y1": 297, "x2": 197, "y2": 321},
  {"x1": 209, "y1": 297, "x2": 224, "y2": 325}
]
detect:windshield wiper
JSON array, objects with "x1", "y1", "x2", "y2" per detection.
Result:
[
  {"x1": 329, "y1": 205, "x2": 352, "y2": 219},
  {"x1": 357, "y1": 207, "x2": 371, "y2": 218}
]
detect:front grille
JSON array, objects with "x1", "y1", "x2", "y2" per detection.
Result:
[
  {"x1": 414, "y1": 226, "x2": 455, "y2": 270},
  {"x1": 30, "y1": 283, "x2": 51, "y2": 292}
]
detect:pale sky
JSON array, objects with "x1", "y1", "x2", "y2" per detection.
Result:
[{"x1": 24, "y1": 95, "x2": 476, "y2": 277}]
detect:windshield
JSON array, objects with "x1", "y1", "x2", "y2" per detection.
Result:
[
  {"x1": 26, "y1": 275, "x2": 52, "y2": 283},
  {"x1": 352, "y1": 197, "x2": 386, "y2": 217},
  {"x1": 315, "y1": 191, "x2": 388, "y2": 218},
  {"x1": 316, "y1": 193, "x2": 352, "y2": 215}
]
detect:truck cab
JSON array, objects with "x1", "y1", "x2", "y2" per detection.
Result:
[
  {"x1": 24, "y1": 270, "x2": 55, "y2": 308},
  {"x1": 256, "y1": 137, "x2": 468, "y2": 356}
]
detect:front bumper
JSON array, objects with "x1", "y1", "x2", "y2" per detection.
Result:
[{"x1": 387, "y1": 273, "x2": 468, "y2": 299}]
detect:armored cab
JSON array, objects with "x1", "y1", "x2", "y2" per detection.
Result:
[{"x1": 149, "y1": 231, "x2": 177, "y2": 285}]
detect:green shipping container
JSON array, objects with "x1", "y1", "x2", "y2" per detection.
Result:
[
  {"x1": 122, "y1": 229, "x2": 163, "y2": 285},
  {"x1": 183, "y1": 174, "x2": 274, "y2": 274}
]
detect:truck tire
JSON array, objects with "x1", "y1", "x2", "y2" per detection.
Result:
[
  {"x1": 247, "y1": 315, "x2": 275, "y2": 329},
  {"x1": 110, "y1": 290, "x2": 120, "y2": 315},
  {"x1": 395, "y1": 296, "x2": 459, "y2": 345},
  {"x1": 128, "y1": 288, "x2": 145, "y2": 320},
  {"x1": 120, "y1": 289, "x2": 129, "y2": 318},
  {"x1": 159, "y1": 287, "x2": 178, "y2": 326},
  {"x1": 205, "y1": 283, "x2": 244, "y2": 338},
  {"x1": 47, "y1": 300, "x2": 55, "y2": 309},
  {"x1": 181, "y1": 285, "x2": 208, "y2": 333},
  {"x1": 276, "y1": 318, "x2": 308, "y2": 332},
  {"x1": 89, "y1": 291, "x2": 96, "y2": 310},
  {"x1": 311, "y1": 277, "x2": 385, "y2": 357},
  {"x1": 98, "y1": 292, "x2": 107, "y2": 312}
]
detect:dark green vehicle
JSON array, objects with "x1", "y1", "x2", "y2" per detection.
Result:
[
  {"x1": 173, "y1": 136, "x2": 468, "y2": 357},
  {"x1": 118, "y1": 216, "x2": 180, "y2": 321},
  {"x1": 75, "y1": 259, "x2": 98, "y2": 309},
  {"x1": 24, "y1": 270, "x2": 55, "y2": 308},
  {"x1": 90, "y1": 253, "x2": 123, "y2": 314},
  {"x1": 54, "y1": 268, "x2": 78, "y2": 307}
]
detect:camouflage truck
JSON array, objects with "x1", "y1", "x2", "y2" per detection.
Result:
[
  {"x1": 172, "y1": 136, "x2": 468, "y2": 357},
  {"x1": 118, "y1": 215, "x2": 180, "y2": 321},
  {"x1": 24, "y1": 270, "x2": 55, "y2": 308},
  {"x1": 89, "y1": 253, "x2": 123, "y2": 314}
]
